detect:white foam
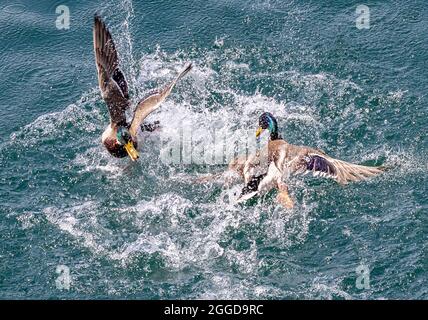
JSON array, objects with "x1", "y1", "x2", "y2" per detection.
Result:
[
  {"x1": 8, "y1": 90, "x2": 101, "y2": 149},
  {"x1": 7, "y1": 27, "x2": 421, "y2": 299},
  {"x1": 310, "y1": 281, "x2": 353, "y2": 300}
]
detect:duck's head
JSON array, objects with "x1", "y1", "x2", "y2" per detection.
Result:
[
  {"x1": 117, "y1": 127, "x2": 139, "y2": 161},
  {"x1": 255, "y1": 112, "x2": 280, "y2": 140}
]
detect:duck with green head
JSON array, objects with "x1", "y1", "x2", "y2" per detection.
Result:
[
  {"x1": 94, "y1": 15, "x2": 192, "y2": 161},
  {"x1": 232, "y1": 112, "x2": 384, "y2": 208}
]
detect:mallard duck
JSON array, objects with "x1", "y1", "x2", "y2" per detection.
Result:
[
  {"x1": 93, "y1": 15, "x2": 192, "y2": 160},
  {"x1": 235, "y1": 112, "x2": 384, "y2": 208}
]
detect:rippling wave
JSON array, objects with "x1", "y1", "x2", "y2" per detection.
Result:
[{"x1": 0, "y1": 0, "x2": 426, "y2": 299}]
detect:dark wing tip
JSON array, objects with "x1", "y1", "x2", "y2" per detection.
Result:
[
  {"x1": 93, "y1": 13, "x2": 120, "y2": 75},
  {"x1": 94, "y1": 14, "x2": 107, "y2": 31},
  {"x1": 94, "y1": 14, "x2": 110, "y2": 36},
  {"x1": 94, "y1": 14, "x2": 102, "y2": 26},
  {"x1": 304, "y1": 154, "x2": 337, "y2": 177},
  {"x1": 176, "y1": 62, "x2": 193, "y2": 81}
]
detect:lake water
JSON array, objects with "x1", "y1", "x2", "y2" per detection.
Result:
[{"x1": 0, "y1": 0, "x2": 426, "y2": 299}]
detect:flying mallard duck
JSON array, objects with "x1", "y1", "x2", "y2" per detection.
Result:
[
  {"x1": 93, "y1": 15, "x2": 192, "y2": 160},
  {"x1": 233, "y1": 112, "x2": 384, "y2": 208}
]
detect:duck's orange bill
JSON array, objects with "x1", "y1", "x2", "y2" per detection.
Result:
[
  {"x1": 124, "y1": 141, "x2": 139, "y2": 161},
  {"x1": 255, "y1": 126, "x2": 264, "y2": 138}
]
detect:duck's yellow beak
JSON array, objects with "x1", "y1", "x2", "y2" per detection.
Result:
[
  {"x1": 124, "y1": 141, "x2": 139, "y2": 161},
  {"x1": 255, "y1": 126, "x2": 264, "y2": 138}
]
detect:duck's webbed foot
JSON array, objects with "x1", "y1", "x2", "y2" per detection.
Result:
[
  {"x1": 141, "y1": 120, "x2": 160, "y2": 132},
  {"x1": 276, "y1": 181, "x2": 294, "y2": 209}
]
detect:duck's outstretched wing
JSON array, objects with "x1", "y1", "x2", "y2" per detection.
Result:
[
  {"x1": 295, "y1": 151, "x2": 384, "y2": 184},
  {"x1": 129, "y1": 63, "x2": 192, "y2": 136},
  {"x1": 93, "y1": 15, "x2": 130, "y2": 126}
]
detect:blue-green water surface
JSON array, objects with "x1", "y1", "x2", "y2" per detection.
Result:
[{"x1": 0, "y1": 0, "x2": 426, "y2": 299}]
